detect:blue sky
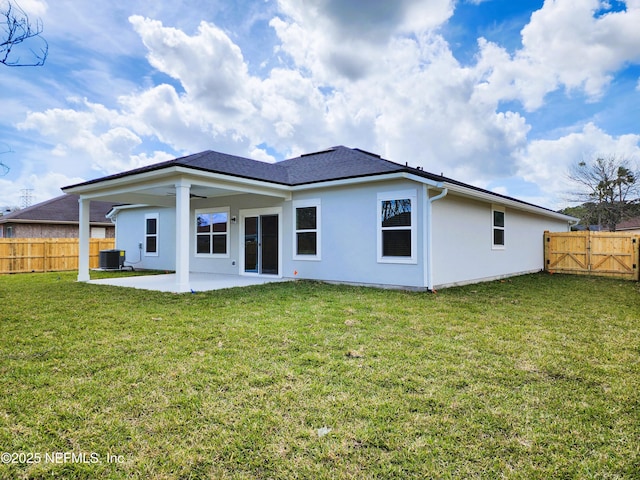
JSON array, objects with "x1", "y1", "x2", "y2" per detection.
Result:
[{"x1": 1, "y1": 0, "x2": 639, "y2": 210}]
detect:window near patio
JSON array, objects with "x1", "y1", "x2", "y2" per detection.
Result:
[
  {"x1": 196, "y1": 208, "x2": 229, "y2": 257},
  {"x1": 492, "y1": 206, "x2": 505, "y2": 249},
  {"x1": 294, "y1": 200, "x2": 320, "y2": 260},
  {"x1": 377, "y1": 191, "x2": 417, "y2": 263},
  {"x1": 145, "y1": 213, "x2": 158, "y2": 256}
]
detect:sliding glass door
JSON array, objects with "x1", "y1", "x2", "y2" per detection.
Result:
[{"x1": 243, "y1": 214, "x2": 279, "y2": 275}]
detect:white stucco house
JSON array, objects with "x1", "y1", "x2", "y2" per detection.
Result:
[{"x1": 62, "y1": 146, "x2": 576, "y2": 292}]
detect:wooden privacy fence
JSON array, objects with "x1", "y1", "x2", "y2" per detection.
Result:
[
  {"x1": 544, "y1": 231, "x2": 639, "y2": 281},
  {"x1": 0, "y1": 238, "x2": 115, "y2": 274}
]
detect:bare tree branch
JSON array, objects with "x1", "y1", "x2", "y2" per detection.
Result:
[
  {"x1": 0, "y1": 142, "x2": 12, "y2": 176},
  {"x1": 1, "y1": 0, "x2": 48, "y2": 67}
]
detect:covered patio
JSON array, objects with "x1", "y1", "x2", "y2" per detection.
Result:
[
  {"x1": 89, "y1": 272, "x2": 292, "y2": 293},
  {"x1": 62, "y1": 152, "x2": 292, "y2": 293}
]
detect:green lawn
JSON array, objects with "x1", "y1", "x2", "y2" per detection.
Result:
[{"x1": 0, "y1": 272, "x2": 638, "y2": 479}]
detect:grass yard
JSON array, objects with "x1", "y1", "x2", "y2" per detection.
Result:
[{"x1": 0, "y1": 272, "x2": 638, "y2": 479}]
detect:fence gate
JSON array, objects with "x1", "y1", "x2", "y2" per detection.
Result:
[{"x1": 544, "y1": 231, "x2": 639, "y2": 281}]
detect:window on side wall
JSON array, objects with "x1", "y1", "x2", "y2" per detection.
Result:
[
  {"x1": 377, "y1": 190, "x2": 417, "y2": 264},
  {"x1": 196, "y1": 208, "x2": 229, "y2": 257},
  {"x1": 145, "y1": 213, "x2": 159, "y2": 256},
  {"x1": 293, "y1": 200, "x2": 321, "y2": 260},
  {"x1": 492, "y1": 206, "x2": 505, "y2": 249}
]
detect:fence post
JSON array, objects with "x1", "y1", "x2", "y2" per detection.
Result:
[
  {"x1": 586, "y1": 230, "x2": 591, "y2": 273},
  {"x1": 543, "y1": 231, "x2": 549, "y2": 272},
  {"x1": 43, "y1": 239, "x2": 49, "y2": 273}
]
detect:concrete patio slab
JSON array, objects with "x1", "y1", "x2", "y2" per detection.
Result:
[{"x1": 88, "y1": 272, "x2": 291, "y2": 293}]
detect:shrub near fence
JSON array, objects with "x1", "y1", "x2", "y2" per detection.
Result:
[{"x1": 0, "y1": 238, "x2": 115, "y2": 274}]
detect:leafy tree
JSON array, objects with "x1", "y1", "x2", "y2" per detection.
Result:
[
  {"x1": 568, "y1": 156, "x2": 640, "y2": 231},
  {"x1": 1, "y1": 0, "x2": 48, "y2": 67}
]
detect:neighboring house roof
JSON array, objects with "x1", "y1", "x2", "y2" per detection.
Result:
[
  {"x1": 0, "y1": 194, "x2": 114, "y2": 225},
  {"x1": 572, "y1": 224, "x2": 605, "y2": 232},
  {"x1": 63, "y1": 146, "x2": 575, "y2": 221},
  {"x1": 616, "y1": 216, "x2": 640, "y2": 231}
]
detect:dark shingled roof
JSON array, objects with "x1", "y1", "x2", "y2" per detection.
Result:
[
  {"x1": 169, "y1": 150, "x2": 291, "y2": 184},
  {"x1": 62, "y1": 146, "x2": 566, "y2": 216},
  {"x1": 69, "y1": 150, "x2": 290, "y2": 188},
  {"x1": 0, "y1": 194, "x2": 115, "y2": 224},
  {"x1": 65, "y1": 146, "x2": 438, "y2": 189},
  {"x1": 279, "y1": 147, "x2": 416, "y2": 185}
]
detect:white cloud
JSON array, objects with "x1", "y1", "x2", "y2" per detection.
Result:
[
  {"x1": 272, "y1": 0, "x2": 454, "y2": 81},
  {"x1": 129, "y1": 16, "x2": 256, "y2": 114},
  {"x1": 17, "y1": 99, "x2": 174, "y2": 175},
  {"x1": 3, "y1": 2, "x2": 560, "y2": 190},
  {"x1": 517, "y1": 123, "x2": 640, "y2": 205},
  {"x1": 474, "y1": 0, "x2": 640, "y2": 110},
  {"x1": 0, "y1": 171, "x2": 85, "y2": 208},
  {"x1": 7, "y1": 0, "x2": 48, "y2": 17}
]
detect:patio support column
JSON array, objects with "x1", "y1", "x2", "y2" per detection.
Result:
[
  {"x1": 174, "y1": 180, "x2": 191, "y2": 293},
  {"x1": 78, "y1": 197, "x2": 91, "y2": 282}
]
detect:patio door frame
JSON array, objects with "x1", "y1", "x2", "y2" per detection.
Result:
[{"x1": 239, "y1": 207, "x2": 283, "y2": 278}]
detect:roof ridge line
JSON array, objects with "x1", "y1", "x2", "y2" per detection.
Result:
[{"x1": 1, "y1": 193, "x2": 71, "y2": 218}]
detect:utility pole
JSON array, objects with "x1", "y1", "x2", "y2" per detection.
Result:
[{"x1": 20, "y1": 188, "x2": 33, "y2": 209}]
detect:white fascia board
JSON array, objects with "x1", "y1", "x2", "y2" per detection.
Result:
[
  {"x1": 63, "y1": 166, "x2": 292, "y2": 200},
  {"x1": 442, "y1": 182, "x2": 578, "y2": 222},
  {"x1": 71, "y1": 182, "x2": 177, "y2": 202},
  {"x1": 175, "y1": 167, "x2": 291, "y2": 199},
  {"x1": 401, "y1": 173, "x2": 445, "y2": 189},
  {"x1": 106, "y1": 204, "x2": 150, "y2": 219},
  {"x1": 62, "y1": 167, "x2": 183, "y2": 196}
]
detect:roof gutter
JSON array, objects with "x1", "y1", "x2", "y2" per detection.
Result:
[
  {"x1": 441, "y1": 181, "x2": 576, "y2": 222},
  {"x1": 105, "y1": 204, "x2": 148, "y2": 220},
  {"x1": 0, "y1": 218, "x2": 112, "y2": 226}
]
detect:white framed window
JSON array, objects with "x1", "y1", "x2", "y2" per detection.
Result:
[
  {"x1": 492, "y1": 205, "x2": 505, "y2": 250},
  {"x1": 377, "y1": 190, "x2": 417, "y2": 264},
  {"x1": 91, "y1": 227, "x2": 106, "y2": 239},
  {"x1": 195, "y1": 207, "x2": 230, "y2": 257},
  {"x1": 145, "y1": 213, "x2": 159, "y2": 256},
  {"x1": 293, "y1": 199, "x2": 321, "y2": 260}
]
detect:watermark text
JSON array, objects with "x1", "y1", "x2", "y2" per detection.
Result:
[{"x1": 1, "y1": 451, "x2": 125, "y2": 465}]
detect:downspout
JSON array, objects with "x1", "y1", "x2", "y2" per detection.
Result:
[
  {"x1": 423, "y1": 185, "x2": 448, "y2": 291},
  {"x1": 568, "y1": 218, "x2": 579, "y2": 231},
  {"x1": 106, "y1": 208, "x2": 117, "y2": 248}
]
